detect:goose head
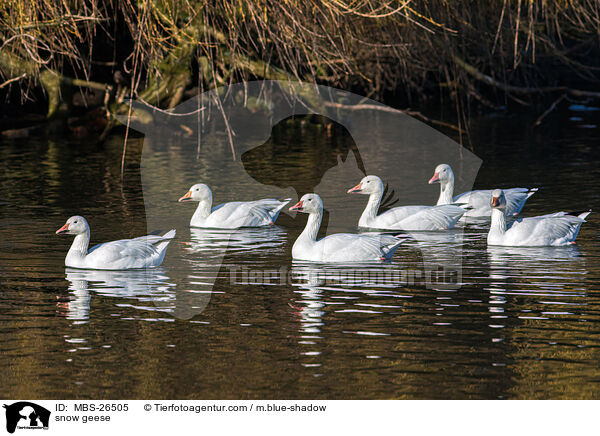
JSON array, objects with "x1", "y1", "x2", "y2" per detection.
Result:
[
  {"x1": 56, "y1": 216, "x2": 89, "y2": 235},
  {"x1": 429, "y1": 163, "x2": 454, "y2": 185},
  {"x1": 347, "y1": 175, "x2": 384, "y2": 195},
  {"x1": 289, "y1": 193, "x2": 323, "y2": 214},
  {"x1": 490, "y1": 189, "x2": 507, "y2": 210},
  {"x1": 178, "y1": 183, "x2": 212, "y2": 203}
]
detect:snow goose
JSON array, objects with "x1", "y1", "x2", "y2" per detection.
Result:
[
  {"x1": 289, "y1": 193, "x2": 405, "y2": 262},
  {"x1": 487, "y1": 189, "x2": 590, "y2": 246},
  {"x1": 179, "y1": 183, "x2": 290, "y2": 229},
  {"x1": 56, "y1": 216, "x2": 175, "y2": 269},
  {"x1": 429, "y1": 163, "x2": 537, "y2": 217},
  {"x1": 347, "y1": 175, "x2": 466, "y2": 230}
]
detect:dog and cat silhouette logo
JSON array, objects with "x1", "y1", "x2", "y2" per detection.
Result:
[{"x1": 3, "y1": 402, "x2": 50, "y2": 433}]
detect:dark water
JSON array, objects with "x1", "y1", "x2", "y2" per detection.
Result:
[{"x1": 1, "y1": 108, "x2": 599, "y2": 399}]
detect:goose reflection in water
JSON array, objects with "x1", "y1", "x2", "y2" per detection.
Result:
[
  {"x1": 289, "y1": 260, "x2": 409, "y2": 325},
  {"x1": 487, "y1": 245, "x2": 584, "y2": 276},
  {"x1": 62, "y1": 268, "x2": 176, "y2": 321},
  {"x1": 290, "y1": 264, "x2": 326, "y2": 334},
  {"x1": 186, "y1": 226, "x2": 287, "y2": 256},
  {"x1": 486, "y1": 244, "x2": 587, "y2": 293},
  {"x1": 182, "y1": 226, "x2": 287, "y2": 288},
  {"x1": 357, "y1": 229, "x2": 468, "y2": 289},
  {"x1": 291, "y1": 260, "x2": 408, "y2": 291},
  {"x1": 167, "y1": 226, "x2": 289, "y2": 319},
  {"x1": 290, "y1": 261, "x2": 411, "y2": 370},
  {"x1": 289, "y1": 262, "x2": 328, "y2": 371},
  {"x1": 485, "y1": 245, "x2": 587, "y2": 328},
  {"x1": 405, "y1": 230, "x2": 466, "y2": 270}
]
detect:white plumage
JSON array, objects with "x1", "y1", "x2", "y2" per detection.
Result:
[
  {"x1": 179, "y1": 183, "x2": 290, "y2": 229},
  {"x1": 348, "y1": 175, "x2": 465, "y2": 230},
  {"x1": 56, "y1": 216, "x2": 175, "y2": 269},
  {"x1": 289, "y1": 193, "x2": 405, "y2": 262},
  {"x1": 487, "y1": 189, "x2": 590, "y2": 246},
  {"x1": 429, "y1": 163, "x2": 536, "y2": 217}
]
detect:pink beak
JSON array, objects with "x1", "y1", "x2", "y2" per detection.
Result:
[
  {"x1": 347, "y1": 182, "x2": 363, "y2": 193},
  {"x1": 491, "y1": 197, "x2": 499, "y2": 207},
  {"x1": 289, "y1": 200, "x2": 304, "y2": 211},
  {"x1": 178, "y1": 191, "x2": 193, "y2": 202},
  {"x1": 428, "y1": 172, "x2": 440, "y2": 184},
  {"x1": 56, "y1": 223, "x2": 70, "y2": 235}
]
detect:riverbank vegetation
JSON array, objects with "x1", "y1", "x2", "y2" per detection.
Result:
[{"x1": 1, "y1": 0, "x2": 599, "y2": 137}]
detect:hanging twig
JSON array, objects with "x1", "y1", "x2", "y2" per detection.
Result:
[
  {"x1": 121, "y1": 0, "x2": 149, "y2": 180},
  {"x1": 0, "y1": 73, "x2": 25, "y2": 89},
  {"x1": 535, "y1": 94, "x2": 566, "y2": 126},
  {"x1": 213, "y1": 92, "x2": 236, "y2": 160},
  {"x1": 133, "y1": 97, "x2": 206, "y2": 116}
]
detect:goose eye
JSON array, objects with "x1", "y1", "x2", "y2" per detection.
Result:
[{"x1": 74, "y1": 220, "x2": 78, "y2": 223}]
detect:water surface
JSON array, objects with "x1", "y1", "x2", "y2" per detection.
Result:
[{"x1": 1, "y1": 110, "x2": 599, "y2": 399}]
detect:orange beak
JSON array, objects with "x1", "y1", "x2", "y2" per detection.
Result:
[
  {"x1": 347, "y1": 182, "x2": 362, "y2": 193},
  {"x1": 428, "y1": 172, "x2": 440, "y2": 184},
  {"x1": 178, "y1": 191, "x2": 193, "y2": 202},
  {"x1": 491, "y1": 197, "x2": 499, "y2": 207},
  {"x1": 289, "y1": 200, "x2": 304, "y2": 211},
  {"x1": 56, "y1": 223, "x2": 70, "y2": 235}
]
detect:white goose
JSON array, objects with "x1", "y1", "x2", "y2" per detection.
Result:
[
  {"x1": 178, "y1": 184, "x2": 290, "y2": 229},
  {"x1": 429, "y1": 163, "x2": 537, "y2": 217},
  {"x1": 56, "y1": 216, "x2": 175, "y2": 270},
  {"x1": 487, "y1": 189, "x2": 590, "y2": 246},
  {"x1": 289, "y1": 193, "x2": 405, "y2": 262},
  {"x1": 348, "y1": 175, "x2": 466, "y2": 230}
]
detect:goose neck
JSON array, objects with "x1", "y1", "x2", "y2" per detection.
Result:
[
  {"x1": 437, "y1": 176, "x2": 455, "y2": 205},
  {"x1": 360, "y1": 191, "x2": 382, "y2": 224},
  {"x1": 193, "y1": 199, "x2": 212, "y2": 221},
  {"x1": 299, "y1": 210, "x2": 322, "y2": 242},
  {"x1": 490, "y1": 208, "x2": 507, "y2": 234},
  {"x1": 68, "y1": 230, "x2": 90, "y2": 259}
]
